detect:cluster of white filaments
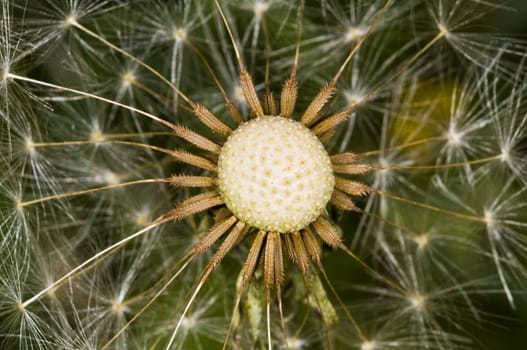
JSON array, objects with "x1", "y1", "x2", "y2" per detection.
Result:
[{"x1": 218, "y1": 116, "x2": 334, "y2": 233}]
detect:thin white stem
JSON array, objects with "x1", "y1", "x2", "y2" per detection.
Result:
[
  {"x1": 70, "y1": 20, "x2": 195, "y2": 107},
  {"x1": 21, "y1": 219, "x2": 168, "y2": 308},
  {"x1": 29, "y1": 132, "x2": 173, "y2": 148},
  {"x1": 350, "y1": 30, "x2": 446, "y2": 111},
  {"x1": 165, "y1": 280, "x2": 206, "y2": 350},
  {"x1": 331, "y1": 0, "x2": 393, "y2": 84},
  {"x1": 214, "y1": 0, "x2": 243, "y2": 66},
  {"x1": 378, "y1": 155, "x2": 501, "y2": 170},
  {"x1": 100, "y1": 254, "x2": 195, "y2": 350},
  {"x1": 7, "y1": 73, "x2": 175, "y2": 129},
  {"x1": 19, "y1": 178, "x2": 168, "y2": 207}
]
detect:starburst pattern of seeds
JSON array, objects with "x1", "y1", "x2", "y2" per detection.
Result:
[
  {"x1": 5, "y1": 0, "x2": 423, "y2": 348},
  {"x1": 6, "y1": 0, "x2": 527, "y2": 349},
  {"x1": 163, "y1": 59, "x2": 373, "y2": 290},
  {"x1": 148, "y1": 2, "x2": 381, "y2": 346}
]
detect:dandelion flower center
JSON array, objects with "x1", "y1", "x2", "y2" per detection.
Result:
[{"x1": 218, "y1": 116, "x2": 334, "y2": 233}]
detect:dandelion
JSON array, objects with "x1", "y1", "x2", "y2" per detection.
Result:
[{"x1": 1, "y1": 0, "x2": 527, "y2": 349}]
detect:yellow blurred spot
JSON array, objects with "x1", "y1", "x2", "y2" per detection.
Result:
[
  {"x1": 15, "y1": 198, "x2": 23, "y2": 212},
  {"x1": 447, "y1": 130, "x2": 462, "y2": 145},
  {"x1": 46, "y1": 287, "x2": 57, "y2": 300},
  {"x1": 100, "y1": 171, "x2": 120, "y2": 186},
  {"x1": 121, "y1": 71, "x2": 136, "y2": 88},
  {"x1": 112, "y1": 302, "x2": 128, "y2": 314},
  {"x1": 25, "y1": 138, "x2": 35, "y2": 154},
  {"x1": 500, "y1": 148, "x2": 510, "y2": 162},
  {"x1": 361, "y1": 341, "x2": 376, "y2": 350},
  {"x1": 409, "y1": 294, "x2": 425, "y2": 309},
  {"x1": 346, "y1": 26, "x2": 365, "y2": 42},
  {"x1": 344, "y1": 91, "x2": 364, "y2": 106},
  {"x1": 181, "y1": 315, "x2": 195, "y2": 329},
  {"x1": 438, "y1": 24, "x2": 449, "y2": 37},
  {"x1": 173, "y1": 26, "x2": 187, "y2": 42},
  {"x1": 64, "y1": 14, "x2": 77, "y2": 27},
  {"x1": 136, "y1": 212, "x2": 150, "y2": 226},
  {"x1": 414, "y1": 234, "x2": 429, "y2": 249},
  {"x1": 287, "y1": 336, "x2": 306, "y2": 349},
  {"x1": 90, "y1": 131, "x2": 105, "y2": 143},
  {"x1": 1, "y1": 67, "x2": 9, "y2": 81},
  {"x1": 484, "y1": 211, "x2": 495, "y2": 226},
  {"x1": 233, "y1": 84, "x2": 245, "y2": 104}
]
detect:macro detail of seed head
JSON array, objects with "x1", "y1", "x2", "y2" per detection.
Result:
[
  {"x1": 218, "y1": 116, "x2": 334, "y2": 233},
  {"x1": 1, "y1": 0, "x2": 527, "y2": 349}
]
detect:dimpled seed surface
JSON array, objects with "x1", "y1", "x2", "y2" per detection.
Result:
[{"x1": 218, "y1": 116, "x2": 335, "y2": 233}]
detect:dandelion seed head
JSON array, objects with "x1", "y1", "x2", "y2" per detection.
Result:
[
  {"x1": 218, "y1": 116, "x2": 334, "y2": 233},
  {"x1": 4, "y1": 1, "x2": 527, "y2": 349}
]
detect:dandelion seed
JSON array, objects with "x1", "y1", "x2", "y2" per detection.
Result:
[
  {"x1": 344, "y1": 91, "x2": 365, "y2": 107},
  {"x1": 361, "y1": 340, "x2": 376, "y2": 350},
  {"x1": 253, "y1": 1, "x2": 270, "y2": 22},
  {"x1": 484, "y1": 209, "x2": 495, "y2": 227},
  {"x1": 111, "y1": 301, "x2": 129, "y2": 315},
  {"x1": 285, "y1": 336, "x2": 306, "y2": 349},
  {"x1": 134, "y1": 210, "x2": 150, "y2": 227},
  {"x1": 414, "y1": 234, "x2": 429, "y2": 250},
  {"x1": 1, "y1": 65, "x2": 9, "y2": 82},
  {"x1": 437, "y1": 23, "x2": 448, "y2": 36},
  {"x1": 64, "y1": 14, "x2": 77, "y2": 27},
  {"x1": 24, "y1": 137, "x2": 35, "y2": 155},
  {"x1": 499, "y1": 147, "x2": 510, "y2": 162},
  {"x1": 121, "y1": 71, "x2": 136, "y2": 87},
  {"x1": 408, "y1": 294, "x2": 425, "y2": 310},
  {"x1": 345, "y1": 26, "x2": 366, "y2": 42},
  {"x1": 446, "y1": 128, "x2": 463, "y2": 146},
  {"x1": 95, "y1": 170, "x2": 121, "y2": 186},
  {"x1": 172, "y1": 27, "x2": 187, "y2": 43}
]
